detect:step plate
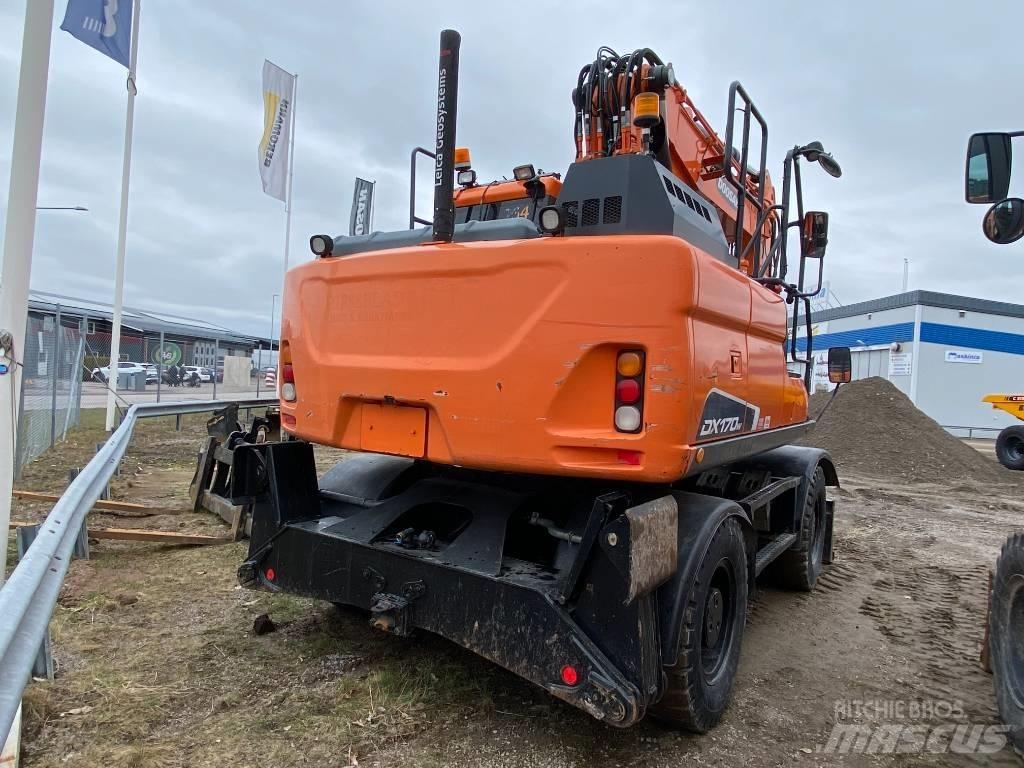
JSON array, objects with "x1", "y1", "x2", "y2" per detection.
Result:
[{"x1": 754, "y1": 532, "x2": 798, "y2": 577}]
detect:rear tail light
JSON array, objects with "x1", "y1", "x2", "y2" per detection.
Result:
[
  {"x1": 614, "y1": 405, "x2": 642, "y2": 432},
  {"x1": 560, "y1": 664, "x2": 579, "y2": 686},
  {"x1": 614, "y1": 350, "x2": 645, "y2": 433},
  {"x1": 615, "y1": 378, "x2": 640, "y2": 404},
  {"x1": 616, "y1": 352, "x2": 643, "y2": 377},
  {"x1": 281, "y1": 363, "x2": 296, "y2": 402}
]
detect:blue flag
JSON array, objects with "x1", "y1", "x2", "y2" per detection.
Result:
[{"x1": 60, "y1": 0, "x2": 133, "y2": 68}]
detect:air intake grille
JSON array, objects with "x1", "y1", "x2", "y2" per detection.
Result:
[
  {"x1": 663, "y1": 176, "x2": 674, "y2": 196},
  {"x1": 582, "y1": 198, "x2": 600, "y2": 226},
  {"x1": 564, "y1": 200, "x2": 578, "y2": 228},
  {"x1": 603, "y1": 196, "x2": 622, "y2": 224}
]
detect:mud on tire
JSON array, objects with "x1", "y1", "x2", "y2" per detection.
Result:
[{"x1": 651, "y1": 516, "x2": 748, "y2": 732}]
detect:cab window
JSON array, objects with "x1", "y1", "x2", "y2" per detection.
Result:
[{"x1": 455, "y1": 196, "x2": 557, "y2": 225}]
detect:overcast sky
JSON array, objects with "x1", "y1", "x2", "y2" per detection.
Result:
[{"x1": 1, "y1": 1, "x2": 1022, "y2": 337}]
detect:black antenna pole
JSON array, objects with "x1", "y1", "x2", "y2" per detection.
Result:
[{"x1": 432, "y1": 29, "x2": 461, "y2": 243}]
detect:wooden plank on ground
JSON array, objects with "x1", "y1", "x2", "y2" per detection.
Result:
[
  {"x1": 86, "y1": 528, "x2": 230, "y2": 545},
  {"x1": 7, "y1": 521, "x2": 229, "y2": 546},
  {"x1": 12, "y1": 490, "x2": 177, "y2": 515}
]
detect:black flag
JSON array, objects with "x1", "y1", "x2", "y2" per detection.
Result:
[{"x1": 349, "y1": 178, "x2": 375, "y2": 236}]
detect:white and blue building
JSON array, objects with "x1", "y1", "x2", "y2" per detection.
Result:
[{"x1": 797, "y1": 291, "x2": 1024, "y2": 436}]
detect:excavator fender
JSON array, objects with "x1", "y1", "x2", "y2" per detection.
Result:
[
  {"x1": 656, "y1": 491, "x2": 756, "y2": 668},
  {"x1": 744, "y1": 445, "x2": 839, "y2": 532}
]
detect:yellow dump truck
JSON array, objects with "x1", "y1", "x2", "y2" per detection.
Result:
[{"x1": 983, "y1": 394, "x2": 1024, "y2": 470}]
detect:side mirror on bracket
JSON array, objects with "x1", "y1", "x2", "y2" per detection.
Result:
[
  {"x1": 965, "y1": 132, "x2": 1012, "y2": 204},
  {"x1": 827, "y1": 346, "x2": 852, "y2": 384},
  {"x1": 983, "y1": 197, "x2": 1024, "y2": 245},
  {"x1": 801, "y1": 211, "x2": 829, "y2": 259}
]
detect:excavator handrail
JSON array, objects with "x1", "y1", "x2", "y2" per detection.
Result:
[
  {"x1": 409, "y1": 146, "x2": 436, "y2": 230},
  {"x1": 721, "y1": 81, "x2": 770, "y2": 273}
]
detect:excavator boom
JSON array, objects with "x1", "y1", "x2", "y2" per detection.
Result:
[{"x1": 573, "y1": 48, "x2": 775, "y2": 276}]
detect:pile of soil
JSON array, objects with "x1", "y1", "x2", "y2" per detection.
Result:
[{"x1": 800, "y1": 376, "x2": 1005, "y2": 485}]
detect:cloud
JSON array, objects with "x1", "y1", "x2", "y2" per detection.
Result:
[{"x1": 1, "y1": 0, "x2": 1022, "y2": 337}]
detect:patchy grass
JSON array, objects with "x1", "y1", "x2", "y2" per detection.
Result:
[
  {"x1": 12, "y1": 407, "x2": 529, "y2": 767},
  {"x1": 20, "y1": 538, "x2": 528, "y2": 767}
]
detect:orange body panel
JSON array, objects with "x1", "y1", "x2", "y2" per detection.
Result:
[{"x1": 280, "y1": 236, "x2": 808, "y2": 482}]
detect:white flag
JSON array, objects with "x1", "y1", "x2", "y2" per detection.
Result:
[{"x1": 259, "y1": 60, "x2": 296, "y2": 202}]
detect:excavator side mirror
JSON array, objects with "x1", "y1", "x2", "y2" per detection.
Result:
[
  {"x1": 801, "y1": 211, "x2": 829, "y2": 259},
  {"x1": 827, "y1": 346, "x2": 852, "y2": 384},
  {"x1": 966, "y1": 132, "x2": 1012, "y2": 204},
  {"x1": 983, "y1": 197, "x2": 1024, "y2": 245}
]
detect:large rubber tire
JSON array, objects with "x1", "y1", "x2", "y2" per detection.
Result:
[
  {"x1": 990, "y1": 533, "x2": 1024, "y2": 753},
  {"x1": 652, "y1": 517, "x2": 748, "y2": 733},
  {"x1": 770, "y1": 466, "x2": 827, "y2": 591},
  {"x1": 996, "y1": 426, "x2": 1024, "y2": 471}
]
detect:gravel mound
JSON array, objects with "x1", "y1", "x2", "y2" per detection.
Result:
[{"x1": 800, "y1": 376, "x2": 1005, "y2": 485}]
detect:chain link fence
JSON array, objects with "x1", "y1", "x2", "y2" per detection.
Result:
[
  {"x1": 16, "y1": 304, "x2": 266, "y2": 476},
  {"x1": 80, "y1": 330, "x2": 256, "y2": 403},
  {"x1": 15, "y1": 311, "x2": 86, "y2": 479}
]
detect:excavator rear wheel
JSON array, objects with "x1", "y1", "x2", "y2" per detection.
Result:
[
  {"x1": 995, "y1": 425, "x2": 1024, "y2": 471},
  {"x1": 769, "y1": 466, "x2": 827, "y2": 591},
  {"x1": 651, "y1": 516, "x2": 748, "y2": 732},
  {"x1": 990, "y1": 533, "x2": 1024, "y2": 753}
]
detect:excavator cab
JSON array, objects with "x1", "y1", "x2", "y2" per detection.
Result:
[
  {"x1": 409, "y1": 147, "x2": 562, "y2": 229},
  {"x1": 452, "y1": 166, "x2": 562, "y2": 226}
]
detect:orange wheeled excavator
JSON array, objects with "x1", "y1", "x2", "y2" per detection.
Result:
[{"x1": 233, "y1": 30, "x2": 849, "y2": 731}]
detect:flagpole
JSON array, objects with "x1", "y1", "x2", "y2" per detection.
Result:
[
  {"x1": 105, "y1": 0, "x2": 141, "y2": 432},
  {"x1": 369, "y1": 179, "x2": 376, "y2": 232},
  {"x1": 1, "y1": 6, "x2": 55, "y2": 761},
  {"x1": 276, "y1": 74, "x2": 296, "y2": 307}
]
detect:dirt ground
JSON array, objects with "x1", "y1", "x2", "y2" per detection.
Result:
[{"x1": 8, "y1": 409, "x2": 1024, "y2": 766}]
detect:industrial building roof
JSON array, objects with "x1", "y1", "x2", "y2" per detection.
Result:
[
  {"x1": 28, "y1": 290, "x2": 263, "y2": 347},
  {"x1": 809, "y1": 291, "x2": 1024, "y2": 323}
]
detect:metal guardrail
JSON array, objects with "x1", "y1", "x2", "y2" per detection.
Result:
[
  {"x1": 0, "y1": 397, "x2": 275, "y2": 738},
  {"x1": 944, "y1": 425, "x2": 1004, "y2": 439}
]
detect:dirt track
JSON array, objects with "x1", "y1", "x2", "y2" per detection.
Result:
[
  {"x1": 9, "y1": 412, "x2": 1024, "y2": 766},
  {"x1": 368, "y1": 471, "x2": 1024, "y2": 767}
]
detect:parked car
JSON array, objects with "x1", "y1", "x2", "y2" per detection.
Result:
[
  {"x1": 184, "y1": 365, "x2": 212, "y2": 383},
  {"x1": 142, "y1": 364, "x2": 159, "y2": 384},
  {"x1": 91, "y1": 361, "x2": 145, "y2": 383}
]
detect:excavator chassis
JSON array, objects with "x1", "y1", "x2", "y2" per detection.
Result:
[{"x1": 233, "y1": 439, "x2": 837, "y2": 727}]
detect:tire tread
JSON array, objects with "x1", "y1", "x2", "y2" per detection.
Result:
[
  {"x1": 652, "y1": 518, "x2": 747, "y2": 732},
  {"x1": 772, "y1": 466, "x2": 826, "y2": 591}
]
